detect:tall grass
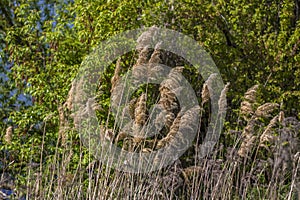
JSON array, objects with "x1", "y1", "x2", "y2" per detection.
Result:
[
  {"x1": 1, "y1": 28, "x2": 299, "y2": 200},
  {"x1": 11, "y1": 84, "x2": 298, "y2": 200}
]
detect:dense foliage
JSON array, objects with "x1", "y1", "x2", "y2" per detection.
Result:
[{"x1": 0, "y1": 0, "x2": 299, "y2": 199}]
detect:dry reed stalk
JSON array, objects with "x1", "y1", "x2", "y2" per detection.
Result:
[
  {"x1": 57, "y1": 151, "x2": 74, "y2": 190},
  {"x1": 242, "y1": 118, "x2": 256, "y2": 136},
  {"x1": 104, "y1": 129, "x2": 114, "y2": 141},
  {"x1": 118, "y1": 32, "x2": 164, "y2": 150},
  {"x1": 141, "y1": 148, "x2": 153, "y2": 153},
  {"x1": 122, "y1": 137, "x2": 134, "y2": 152},
  {"x1": 160, "y1": 84, "x2": 177, "y2": 100},
  {"x1": 134, "y1": 27, "x2": 159, "y2": 69},
  {"x1": 159, "y1": 87, "x2": 177, "y2": 111},
  {"x1": 205, "y1": 73, "x2": 217, "y2": 92},
  {"x1": 164, "y1": 112, "x2": 176, "y2": 129},
  {"x1": 239, "y1": 99, "x2": 280, "y2": 158},
  {"x1": 167, "y1": 66, "x2": 184, "y2": 84}
]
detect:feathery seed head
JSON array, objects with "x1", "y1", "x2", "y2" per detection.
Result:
[
  {"x1": 201, "y1": 83, "x2": 210, "y2": 105},
  {"x1": 244, "y1": 84, "x2": 259, "y2": 103},
  {"x1": 134, "y1": 93, "x2": 147, "y2": 126},
  {"x1": 4, "y1": 126, "x2": 13, "y2": 144},
  {"x1": 255, "y1": 103, "x2": 279, "y2": 118},
  {"x1": 111, "y1": 58, "x2": 122, "y2": 93},
  {"x1": 218, "y1": 83, "x2": 230, "y2": 114},
  {"x1": 260, "y1": 115, "x2": 278, "y2": 144},
  {"x1": 241, "y1": 101, "x2": 254, "y2": 115}
]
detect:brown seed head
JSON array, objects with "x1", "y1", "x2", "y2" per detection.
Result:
[
  {"x1": 4, "y1": 126, "x2": 13, "y2": 144},
  {"x1": 255, "y1": 103, "x2": 279, "y2": 118}
]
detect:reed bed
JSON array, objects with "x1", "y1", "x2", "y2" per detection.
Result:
[{"x1": 1, "y1": 28, "x2": 299, "y2": 200}]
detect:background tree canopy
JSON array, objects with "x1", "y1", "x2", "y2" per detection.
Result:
[{"x1": 0, "y1": 0, "x2": 299, "y2": 199}]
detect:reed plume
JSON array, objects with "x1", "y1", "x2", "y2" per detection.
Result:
[
  {"x1": 218, "y1": 83, "x2": 230, "y2": 114},
  {"x1": 63, "y1": 81, "x2": 76, "y2": 111},
  {"x1": 136, "y1": 26, "x2": 158, "y2": 50},
  {"x1": 240, "y1": 85, "x2": 259, "y2": 120},
  {"x1": 278, "y1": 111, "x2": 285, "y2": 124},
  {"x1": 238, "y1": 85, "x2": 260, "y2": 157},
  {"x1": 201, "y1": 73, "x2": 218, "y2": 105},
  {"x1": 135, "y1": 46, "x2": 150, "y2": 67},
  {"x1": 111, "y1": 58, "x2": 122, "y2": 93},
  {"x1": 134, "y1": 93, "x2": 147, "y2": 128},
  {"x1": 156, "y1": 111, "x2": 182, "y2": 149},
  {"x1": 4, "y1": 126, "x2": 13, "y2": 144},
  {"x1": 201, "y1": 83, "x2": 210, "y2": 105},
  {"x1": 58, "y1": 105, "x2": 67, "y2": 146},
  {"x1": 238, "y1": 132, "x2": 257, "y2": 157},
  {"x1": 255, "y1": 103, "x2": 279, "y2": 118},
  {"x1": 149, "y1": 42, "x2": 163, "y2": 64},
  {"x1": 154, "y1": 66, "x2": 184, "y2": 132},
  {"x1": 259, "y1": 115, "x2": 278, "y2": 144},
  {"x1": 156, "y1": 106, "x2": 200, "y2": 150},
  {"x1": 244, "y1": 85, "x2": 259, "y2": 103}
]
